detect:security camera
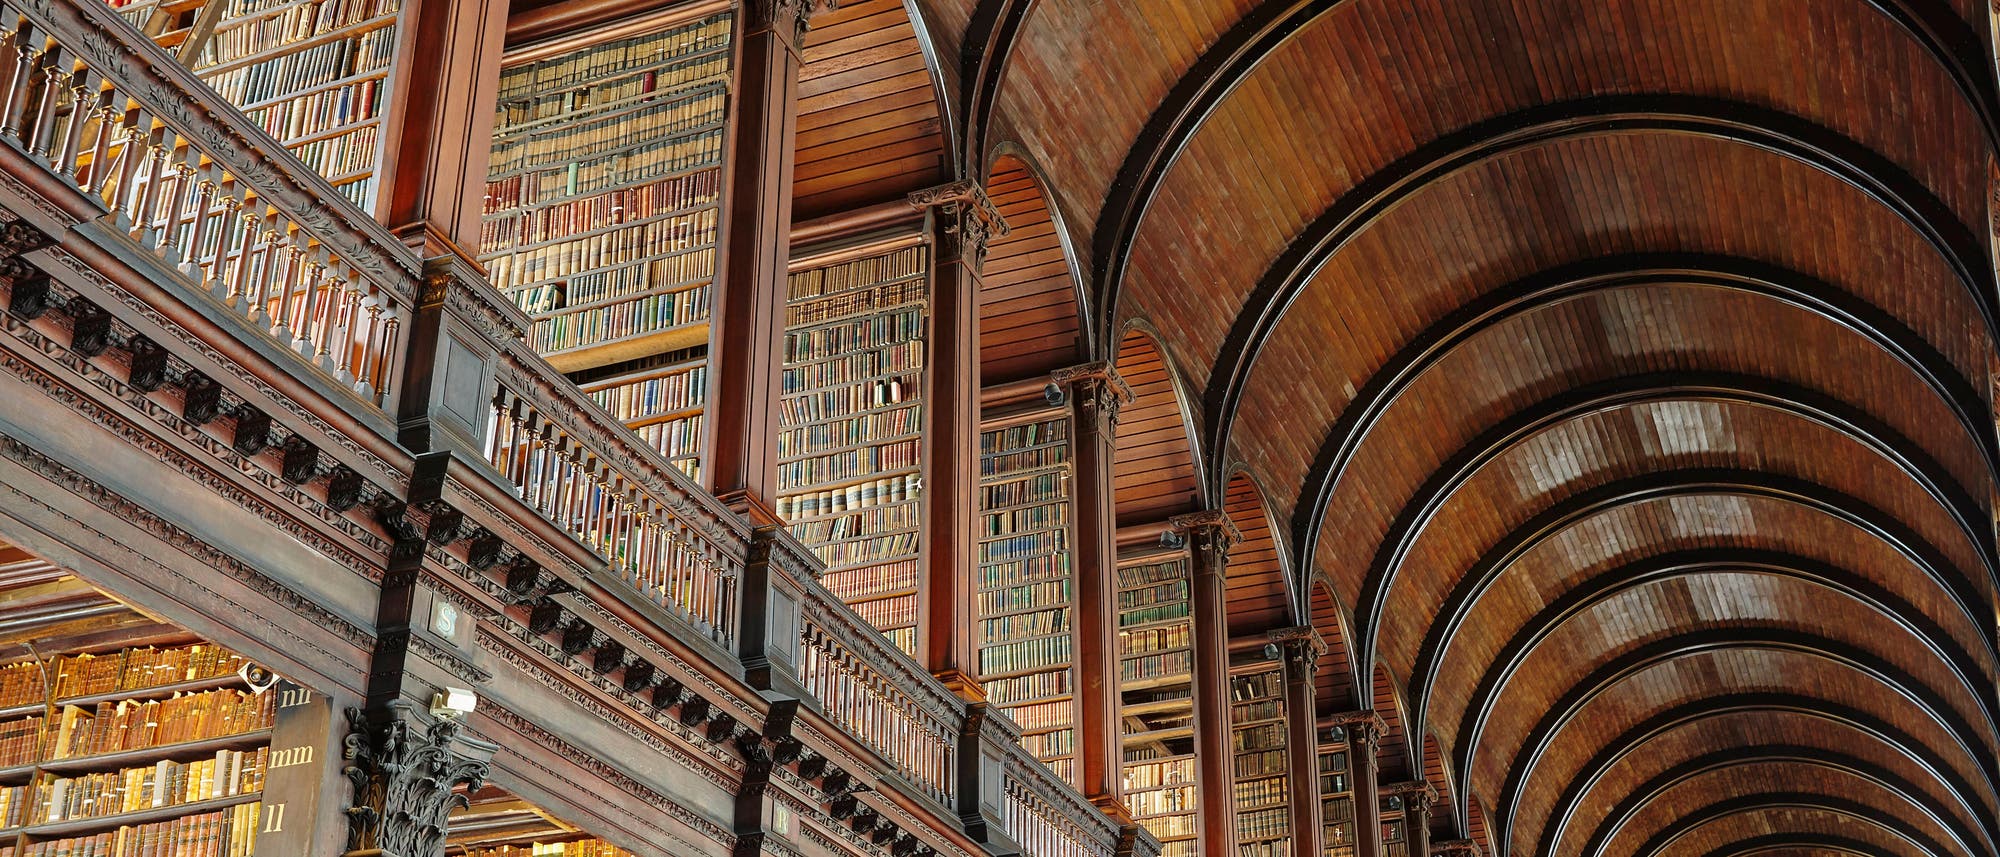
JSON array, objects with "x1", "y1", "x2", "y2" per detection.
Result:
[{"x1": 431, "y1": 687, "x2": 478, "y2": 719}]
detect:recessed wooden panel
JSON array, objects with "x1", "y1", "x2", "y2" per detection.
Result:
[
  {"x1": 1308, "y1": 578, "x2": 1357, "y2": 715},
  {"x1": 1370, "y1": 664, "x2": 1410, "y2": 783},
  {"x1": 1112, "y1": 329, "x2": 1202, "y2": 524},
  {"x1": 980, "y1": 157, "x2": 1083, "y2": 383},
  {"x1": 1222, "y1": 472, "x2": 1290, "y2": 636},
  {"x1": 794, "y1": 0, "x2": 948, "y2": 218}
]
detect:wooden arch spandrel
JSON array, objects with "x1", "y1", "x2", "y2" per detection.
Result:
[{"x1": 980, "y1": 150, "x2": 1086, "y2": 383}]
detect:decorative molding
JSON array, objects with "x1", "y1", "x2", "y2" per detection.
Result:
[
  {"x1": 1050, "y1": 362, "x2": 1135, "y2": 431},
  {"x1": 1381, "y1": 781, "x2": 1437, "y2": 813},
  {"x1": 1167, "y1": 509, "x2": 1242, "y2": 559},
  {"x1": 482, "y1": 703, "x2": 738, "y2": 849},
  {"x1": 907, "y1": 180, "x2": 1010, "y2": 265},
  {"x1": 744, "y1": 0, "x2": 841, "y2": 47},
  {"x1": 342, "y1": 702, "x2": 497, "y2": 855},
  {"x1": 1325, "y1": 711, "x2": 1388, "y2": 746},
  {"x1": 1266, "y1": 625, "x2": 1325, "y2": 675}
]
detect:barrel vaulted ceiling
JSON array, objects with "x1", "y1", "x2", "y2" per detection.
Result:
[{"x1": 883, "y1": 0, "x2": 2000, "y2": 855}]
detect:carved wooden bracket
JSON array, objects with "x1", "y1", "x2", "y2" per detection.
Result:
[
  {"x1": 1050, "y1": 361, "x2": 1136, "y2": 431},
  {"x1": 908, "y1": 179, "x2": 1011, "y2": 266},
  {"x1": 1266, "y1": 624, "x2": 1326, "y2": 675},
  {"x1": 341, "y1": 702, "x2": 497, "y2": 857},
  {"x1": 1325, "y1": 710, "x2": 1388, "y2": 747},
  {"x1": 1168, "y1": 509, "x2": 1243, "y2": 560}
]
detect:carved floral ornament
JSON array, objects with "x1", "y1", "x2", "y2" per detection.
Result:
[
  {"x1": 1266, "y1": 625, "x2": 1326, "y2": 674},
  {"x1": 747, "y1": 0, "x2": 841, "y2": 44},
  {"x1": 1383, "y1": 781, "x2": 1438, "y2": 813},
  {"x1": 907, "y1": 180, "x2": 1012, "y2": 263},
  {"x1": 1167, "y1": 509, "x2": 1243, "y2": 557},
  {"x1": 1325, "y1": 710, "x2": 1387, "y2": 746},
  {"x1": 1049, "y1": 362, "x2": 1136, "y2": 428},
  {"x1": 342, "y1": 702, "x2": 497, "y2": 857}
]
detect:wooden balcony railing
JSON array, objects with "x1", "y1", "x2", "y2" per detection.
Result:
[
  {"x1": 0, "y1": 0, "x2": 415, "y2": 411},
  {"x1": 1, "y1": 6, "x2": 1161, "y2": 857}
]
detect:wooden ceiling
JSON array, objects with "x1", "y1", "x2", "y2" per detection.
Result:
[{"x1": 895, "y1": 0, "x2": 2000, "y2": 854}]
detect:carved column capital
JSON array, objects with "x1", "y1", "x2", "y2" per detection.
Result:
[
  {"x1": 1326, "y1": 710, "x2": 1388, "y2": 747},
  {"x1": 908, "y1": 179, "x2": 1010, "y2": 266},
  {"x1": 1050, "y1": 361, "x2": 1135, "y2": 433},
  {"x1": 1383, "y1": 780, "x2": 1438, "y2": 814},
  {"x1": 1168, "y1": 509, "x2": 1242, "y2": 560},
  {"x1": 342, "y1": 702, "x2": 498, "y2": 857},
  {"x1": 744, "y1": 0, "x2": 839, "y2": 48},
  {"x1": 1267, "y1": 625, "x2": 1325, "y2": 675},
  {"x1": 1431, "y1": 839, "x2": 1479, "y2": 857}
]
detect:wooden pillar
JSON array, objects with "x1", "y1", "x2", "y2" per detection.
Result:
[
  {"x1": 910, "y1": 181, "x2": 1007, "y2": 697},
  {"x1": 1272, "y1": 627, "x2": 1326, "y2": 857},
  {"x1": 1173, "y1": 510, "x2": 1243, "y2": 857},
  {"x1": 377, "y1": 0, "x2": 508, "y2": 257},
  {"x1": 1385, "y1": 782, "x2": 1436, "y2": 857},
  {"x1": 1054, "y1": 361, "x2": 1135, "y2": 818},
  {"x1": 1330, "y1": 712, "x2": 1387, "y2": 857},
  {"x1": 705, "y1": 0, "x2": 830, "y2": 521}
]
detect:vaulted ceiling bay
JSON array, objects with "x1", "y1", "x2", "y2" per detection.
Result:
[{"x1": 915, "y1": 0, "x2": 2000, "y2": 855}]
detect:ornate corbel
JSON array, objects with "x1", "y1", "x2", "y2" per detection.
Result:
[
  {"x1": 1168, "y1": 509, "x2": 1243, "y2": 562},
  {"x1": 1431, "y1": 839, "x2": 1479, "y2": 857},
  {"x1": 1383, "y1": 780, "x2": 1438, "y2": 815},
  {"x1": 908, "y1": 179, "x2": 1011, "y2": 266},
  {"x1": 1325, "y1": 710, "x2": 1387, "y2": 750},
  {"x1": 341, "y1": 702, "x2": 497, "y2": 857},
  {"x1": 746, "y1": 0, "x2": 840, "y2": 48},
  {"x1": 1050, "y1": 362, "x2": 1136, "y2": 433},
  {"x1": 1266, "y1": 625, "x2": 1326, "y2": 676}
]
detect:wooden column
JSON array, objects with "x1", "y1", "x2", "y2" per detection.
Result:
[
  {"x1": 705, "y1": 0, "x2": 829, "y2": 521},
  {"x1": 1272, "y1": 627, "x2": 1326, "y2": 857},
  {"x1": 1173, "y1": 510, "x2": 1243, "y2": 857},
  {"x1": 911, "y1": 181, "x2": 1007, "y2": 697},
  {"x1": 1054, "y1": 361, "x2": 1135, "y2": 819},
  {"x1": 377, "y1": 0, "x2": 508, "y2": 257},
  {"x1": 1330, "y1": 712, "x2": 1387, "y2": 857},
  {"x1": 1385, "y1": 782, "x2": 1436, "y2": 857}
]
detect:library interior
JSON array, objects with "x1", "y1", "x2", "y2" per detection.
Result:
[{"x1": 0, "y1": 1, "x2": 1992, "y2": 857}]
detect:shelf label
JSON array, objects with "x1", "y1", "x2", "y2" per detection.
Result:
[{"x1": 256, "y1": 679, "x2": 331, "y2": 857}]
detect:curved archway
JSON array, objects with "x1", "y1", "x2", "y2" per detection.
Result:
[{"x1": 981, "y1": 148, "x2": 1088, "y2": 382}]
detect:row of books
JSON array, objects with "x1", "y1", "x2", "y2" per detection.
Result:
[
  {"x1": 43, "y1": 691, "x2": 273, "y2": 763},
  {"x1": 480, "y1": 171, "x2": 720, "y2": 248},
  {"x1": 776, "y1": 404, "x2": 920, "y2": 460},
  {"x1": 634, "y1": 414, "x2": 702, "y2": 461},
  {"x1": 779, "y1": 341, "x2": 924, "y2": 396},
  {"x1": 499, "y1": 48, "x2": 726, "y2": 132},
  {"x1": 785, "y1": 503, "x2": 920, "y2": 547},
  {"x1": 1117, "y1": 559, "x2": 1186, "y2": 588},
  {"x1": 201, "y1": 27, "x2": 397, "y2": 109},
  {"x1": 783, "y1": 307, "x2": 926, "y2": 364},
  {"x1": 497, "y1": 15, "x2": 730, "y2": 95},
  {"x1": 196, "y1": 0, "x2": 397, "y2": 66},
  {"x1": 981, "y1": 420, "x2": 1070, "y2": 455},
  {"x1": 462, "y1": 842, "x2": 638, "y2": 857},
  {"x1": 810, "y1": 533, "x2": 919, "y2": 571},
  {"x1": 1119, "y1": 652, "x2": 1192, "y2": 683},
  {"x1": 16, "y1": 801, "x2": 261, "y2": 857},
  {"x1": 289, "y1": 124, "x2": 378, "y2": 181},
  {"x1": 1238, "y1": 807, "x2": 1289, "y2": 842},
  {"x1": 978, "y1": 553, "x2": 1070, "y2": 589},
  {"x1": 978, "y1": 635, "x2": 1072, "y2": 676},
  {"x1": 982, "y1": 502, "x2": 1068, "y2": 539},
  {"x1": 0, "y1": 646, "x2": 248, "y2": 709},
  {"x1": 532, "y1": 285, "x2": 710, "y2": 354},
  {"x1": 1234, "y1": 663, "x2": 1288, "y2": 852},
  {"x1": 976, "y1": 579, "x2": 1071, "y2": 617},
  {"x1": 1119, "y1": 623, "x2": 1192, "y2": 656},
  {"x1": 30, "y1": 748, "x2": 267, "y2": 825},
  {"x1": 1131, "y1": 796, "x2": 1196, "y2": 827},
  {"x1": 979, "y1": 444, "x2": 1067, "y2": 477},
  {"x1": 778, "y1": 374, "x2": 917, "y2": 425},
  {"x1": 981, "y1": 472, "x2": 1067, "y2": 513},
  {"x1": 1018, "y1": 730, "x2": 1073, "y2": 759},
  {"x1": 786, "y1": 278, "x2": 927, "y2": 329},
  {"x1": 847, "y1": 596, "x2": 915, "y2": 632},
  {"x1": 1122, "y1": 603, "x2": 1192, "y2": 631},
  {"x1": 769, "y1": 474, "x2": 920, "y2": 520},
  {"x1": 1123, "y1": 756, "x2": 1195, "y2": 791},
  {"x1": 979, "y1": 531, "x2": 1066, "y2": 565},
  {"x1": 241, "y1": 76, "x2": 380, "y2": 145},
  {"x1": 1232, "y1": 700, "x2": 1282, "y2": 725},
  {"x1": 1239, "y1": 839, "x2": 1291, "y2": 857},
  {"x1": 513, "y1": 252, "x2": 717, "y2": 316},
  {"x1": 511, "y1": 129, "x2": 722, "y2": 202},
  {"x1": 1233, "y1": 772, "x2": 1287, "y2": 808},
  {"x1": 983, "y1": 670, "x2": 1069, "y2": 707},
  {"x1": 487, "y1": 208, "x2": 717, "y2": 289},
  {"x1": 586, "y1": 366, "x2": 707, "y2": 423},
  {"x1": 1232, "y1": 672, "x2": 1283, "y2": 704},
  {"x1": 979, "y1": 607, "x2": 1068, "y2": 641},
  {"x1": 818, "y1": 560, "x2": 920, "y2": 604},
  {"x1": 775, "y1": 438, "x2": 919, "y2": 489},
  {"x1": 490, "y1": 87, "x2": 727, "y2": 176},
  {"x1": 786, "y1": 247, "x2": 927, "y2": 302}
]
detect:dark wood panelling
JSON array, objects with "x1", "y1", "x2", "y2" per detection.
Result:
[
  {"x1": 1221, "y1": 472, "x2": 1289, "y2": 636},
  {"x1": 1371, "y1": 664, "x2": 1410, "y2": 782},
  {"x1": 1309, "y1": 577, "x2": 1357, "y2": 715},
  {"x1": 1112, "y1": 329, "x2": 1202, "y2": 524},
  {"x1": 794, "y1": 0, "x2": 948, "y2": 218},
  {"x1": 980, "y1": 156, "x2": 1082, "y2": 383}
]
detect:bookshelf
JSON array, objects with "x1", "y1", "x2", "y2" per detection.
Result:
[
  {"x1": 0, "y1": 642, "x2": 274, "y2": 857},
  {"x1": 976, "y1": 408, "x2": 1078, "y2": 784},
  {"x1": 1117, "y1": 551, "x2": 1196, "y2": 857},
  {"x1": 1231, "y1": 661, "x2": 1288, "y2": 857},
  {"x1": 775, "y1": 239, "x2": 931, "y2": 655},
  {"x1": 1319, "y1": 740, "x2": 1355, "y2": 857},
  {"x1": 1381, "y1": 793, "x2": 1407, "y2": 857},
  {"x1": 576, "y1": 348, "x2": 708, "y2": 480},
  {"x1": 481, "y1": 10, "x2": 733, "y2": 374}
]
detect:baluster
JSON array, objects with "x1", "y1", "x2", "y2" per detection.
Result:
[
  {"x1": 80, "y1": 94, "x2": 117, "y2": 193},
  {"x1": 182, "y1": 174, "x2": 215, "y2": 279},
  {"x1": 221, "y1": 205, "x2": 253, "y2": 306},
  {"x1": 132, "y1": 129, "x2": 169, "y2": 243},
  {"x1": 356, "y1": 291, "x2": 382, "y2": 401},
  {"x1": 375, "y1": 312, "x2": 398, "y2": 405},
  {"x1": 114, "y1": 124, "x2": 148, "y2": 223},
  {"x1": 332, "y1": 271, "x2": 360, "y2": 378},
  {"x1": 27, "y1": 48, "x2": 63, "y2": 159},
  {"x1": 292, "y1": 257, "x2": 323, "y2": 354},
  {"x1": 245, "y1": 229, "x2": 279, "y2": 325},
  {"x1": 53, "y1": 72, "x2": 90, "y2": 177},
  {"x1": 1, "y1": 25, "x2": 37, "y2": 141},
  {"x1": 158, "y1": 158, "x2": 195, "y2": 260},
  {"x1": 270, "y1": 236, "x2": 301, "y2": 339}
]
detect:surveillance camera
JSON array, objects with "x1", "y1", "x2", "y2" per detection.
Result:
[{"x1": 431, "y1": 687, "x2": 478, "y2": 719}]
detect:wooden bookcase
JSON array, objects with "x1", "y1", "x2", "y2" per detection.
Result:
[
  {"x1": 776, "y1": 237, "x2": 932, "y2": 655},
  {"x1": 575, "y1": 348, "x2": 708, "y2": 480},
  {"x1": 0, "y1": 643, "x2": 274, "y2": 857},
  {"x1": 1231, "y1": 660, "x2": 1289, "y2": 857},
  {"x1": 1319, "y1": 740, "x2": 1356, "y2": 857},
  {"x1": 975, "y1": 407, "x2": 1078, "y2": 784},
  {"x1": 1117, "y1": 548, "x2": 1196, "y2": 857},
  {"x1": 481, "y1": 9, "x2": 732, "y2": 375},
  {"x1": 1380, "y1": 792, "x2": 1408, "y2": 857}
]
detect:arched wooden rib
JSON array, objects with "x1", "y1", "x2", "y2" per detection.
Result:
[
  {"x1": 1199, "y1": 97, "x2": 1995, "y2": 499},
  {"x1": 1086, "y1": 0, "x2": 1998, "y2": 355},
  {"x1": 1698, "y1": 833, "x2": 1909, "y2": 857},
  {"x1": 957, "y1": 0, "x2": 1035, "y2": 172},
  {"x1": 1631, "y1": 796, "x2": 1956, "y2": 857},
  {"x1": 1491, "y1": 635, "x2": 2000, "y2": 857},
  {"x1": 1576, "y1": 752, "x2": 1987, "y2": 857}
]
